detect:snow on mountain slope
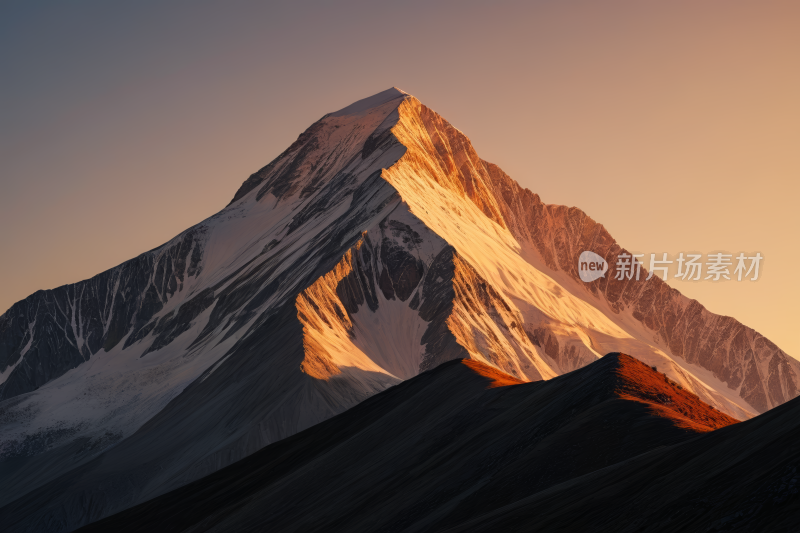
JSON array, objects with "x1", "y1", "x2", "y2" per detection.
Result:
[
  {"x1": 0, "y1": 89, "x2": 413, "y2": 524},
  {"x1": 378, "y1": 95, "x2": 799, "y2": 418},
  {"x1": 478, "y1": 159, "x2": 799, "y2": 415},
  {"x1": 0, "y1": 87, "x2": 797, "y2": 531},
  {"x1": 297, "y1": 208, "x2": 445, "y2": 382}
]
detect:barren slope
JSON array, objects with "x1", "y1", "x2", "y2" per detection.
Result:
[
  {"x1": 446, "y1": 393, "x2": 800, "y2": 532},
  {"x1": 75, "y1": 353, "x2": 738, "y2": 533}
]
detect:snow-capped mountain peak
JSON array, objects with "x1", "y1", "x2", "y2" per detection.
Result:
[{"x1": 0, "y1": 88, "x2": 797, "y2": 532}]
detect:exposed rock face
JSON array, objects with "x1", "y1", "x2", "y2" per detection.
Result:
[
  {"x1": 0, "y1": 87, "x2": 797, "y2": 532},
  {"x1": 0, "y1": 90, "x2": 414, "y2": 532},
  {"x1": 0, "y1": 228, "x2": 206, "y2": 400},
  {"x1": 480, "y1": 161, "x2": 798, "y2": 414}
]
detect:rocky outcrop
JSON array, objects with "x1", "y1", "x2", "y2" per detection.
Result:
[
  {"x1": 0, "y1": 228, "x2": 206, "y2": 400},
  {"x1": 296, "y1": 220, "x2": 556, "y2": 385}
]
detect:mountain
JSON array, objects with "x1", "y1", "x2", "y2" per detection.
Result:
[
  {"x1": 0, "y1": 87, "x2": 797, "y2": 531},
  {"x1": 73, "y1": 353, "x2": 757, "y2": 533}
]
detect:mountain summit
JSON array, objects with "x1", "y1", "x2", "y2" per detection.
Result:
[{"x1": 0, "y1": 88, "x2": 797, "y2": 531}]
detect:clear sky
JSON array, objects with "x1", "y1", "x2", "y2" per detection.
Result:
[{"x1": 1, "y1": 0, "x2": 798, "y2": 357}]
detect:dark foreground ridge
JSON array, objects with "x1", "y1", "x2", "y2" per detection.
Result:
[{"x1": 74, "y1": 353, "x2": 795, "y2": 533}]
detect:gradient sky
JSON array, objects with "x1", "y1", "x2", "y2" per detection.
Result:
[{"x1": 1, "y1": 0, "x2": 798, "y2": 357}]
